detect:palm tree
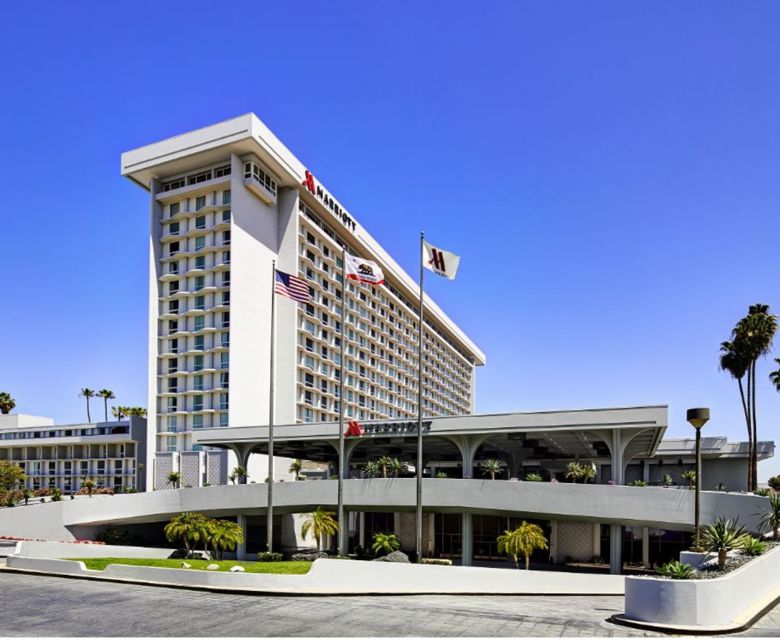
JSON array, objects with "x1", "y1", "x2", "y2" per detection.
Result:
[
  {"x1": 720, "y1": 340, "x2": 751, "y2": 487},
  {"x1": 82, "y1": 477, "x2": 95, "y2": 497},
  {"x1": 167, "y1": 471, "x2": 181, "y2": 489},
  {"x1": 371, "y1": 532, "x2": 400, "y2": 556},
  {"x1": 164, "y1": 512, "x2": 209, "y2": 553},
  {"x1": 79, "y1": 388, "x2": 95, "y2": 422},
  {"x1": 564, "y1": 461, "x2": 584, "y2": 483},
  {"x1": 389, "y1": 458, "x2": 407, "y2": 478},
  {"x1": 377, "y1": 456, "x2": 394, "y2": 479},
  {"x1": 363, "y1": 461, "x2": 380, "y2": 478},
  {"x1": 289, "y1": 459, "x2": 303, "y2": 481},
  {"x1": 301, "y1": 507, "x2": 339, "y2": 552},
  {"x1": 126, "y1": 407, "x2": 147, "y2": 417},
  {"x1": 497, "y1": 521, "x2": 549, "y2": 570},
  {"x1": 581, "y1": 465, "x2": 596, "y2": 484},
  {"x1": 208, "y1": 519, "x2": 244, "y2": 560},
  {"x1": 0, "y1": 392, "x2": 16, "y2": 415},
  {"x1": 731, "y1": 305, "x2": 777, "y2": 490},
  {"x1": 757, "y1": 493, "x2": 780, "y2": 539},
  {"x1": 112, "y1": 406, "x2": 127, "y2": 420},
  {"x1": 96, "y1": 390, "x2": 115, "y2": 422},
  {"x1": 479, "y1": 458, "x2": 507, "y2": 480},
  {"x1": 701, "y1": 517, "x2": 749, "y2": 570},
  {"x1": 681, "y1": 470, "x2": 697, "y2": 490},
  {"x1": 770, "y1": 358, "x2": 780, "y2": 393},
  {"x1": 229, "y1": 466, "x2": 247, "y2": 484}
]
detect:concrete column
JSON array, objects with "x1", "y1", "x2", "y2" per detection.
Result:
[
  {"x1": 592, "y1": 523, "x2": 601, "y2": 560},
  {"x1": 236, "y1": 514, "x2": 247, "y2": 560},
  {"x1": 549, "y1": 520, "x2": 558, "y2": 563},
  {"x1": 609, "y1": 524, "x2": 622, "y2": 574},
  {"x1": 338, "y1": 511, "x2": 349, "y2": 556},
  {"x1": 642, "y1": 461, "x2": 650, "y2": 484},
  {"x1": 359, "y1": 512, "x2": 365, "y2": 548},
  {"x1": 611, "y1": 431, "x2": 624, "y2": 486},
  {"x1": 461, "y1": 512, "x2": 473, "y2": 566},
  {"x1": 642, "y1": 527, "x2": 650, "y2": 568}
]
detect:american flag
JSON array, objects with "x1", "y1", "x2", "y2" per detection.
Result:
[{"x1": 274, "y1": 269, "x2": 312, "y2": 303}]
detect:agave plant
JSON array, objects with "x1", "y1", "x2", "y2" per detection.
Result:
[
  {"x1": 700, "y1": 517, "x2": 749, "y2": 570},
  {"x1": 525, "y1": 472, "x2": 542, "y2": 482},
  {"x1": 741, "y1": 536, "x2": 767, "y2": 556},
  {"x1": 656, "y1": 560, "x2": 694, "y2": 579},
  {"x1": 757, "y1": 492, "x2": 780, "y2": 538},
  {"x1": 564, "y1": 462, "x2": 584, "y2": 483},
  {"x1": 363, "y1": 461, "x2": 380, "y2": 478},
  {"x1": 479, "y1": 458, "x2": 507, "y2": 480}
]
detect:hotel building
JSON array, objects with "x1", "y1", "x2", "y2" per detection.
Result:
[
  {"x1": 0, "y1": 414, "x2": 148, "y2": 493},
  {"x1": 121, "y1": 114, "x2": 486, "y2": 488}
]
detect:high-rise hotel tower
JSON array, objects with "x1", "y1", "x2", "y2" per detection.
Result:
[{"x1": 121, "y1": 114, "x2": 486, "y2": 486}]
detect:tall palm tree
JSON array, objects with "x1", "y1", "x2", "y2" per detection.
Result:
[
  {"x1": 770, "y1": 358, "x2": 780, "y2": 393},
  {"x1": 164, "y1": 512, "x2": 209, "y2": 552},
  {"x1": 96, "y1": 390, "x2": 115, "y2": 422},
  {"x1": 126, "y1": 407, "x2": 147, "y2": 417},
  {"x1": 112, "y1": 406, "x2": 126, "y2": 420},
  {"x1": 735, "y1": 304, "x2": 778, "y2": 489},
  {"x1": 758, "y1": 493, "x2": 780, "y2": 539},
  {"x1": 301, "y1": 507, "x2": 339, "y2": 552},
  {"x1": 479, "y1": 458, "x2": 507, "y2": 480},
  {"x1": 79, "y1": 388, "x2": 95, "y2": 422},
  {"x1": 81, "y1": 477, "x2": 95, "y2": 497},
  {"x1": 389, "y1": 458, "x2": 407, "y2": 478},
  {"x1": 167, "y1": 471, "x2": 181, "y2": 489},
  {"x1": 701, "y1": 517, "x2": 749, "y2": 570},
  {"x1": 581, "y1": 465, "x2": 596, "y2": 484},
  {"x1": 720, "y1": 340, "x2": 751, "y2": 488},
  {"x1": 229, "y1": 466, "x2": 247, "y2": 484},
  {"x1": 0, "y1": 392, "x2": 16, "y2": 415},
  {"x1": 289, "y1": 459, "x2": 303, "y2": 481},
  {"x1": 497, "y1": 521, "x2": 549, "y2": 570},
  {"x1": 208, "y1": 519, "x2": 244, "y2": 560}
]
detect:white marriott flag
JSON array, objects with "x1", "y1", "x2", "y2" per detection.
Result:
[{"x1": 423, "y1": 240, "x2": 460, "y2": 280}]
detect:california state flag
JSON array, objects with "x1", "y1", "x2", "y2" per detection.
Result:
[
  {"x1": 345, "y1": 252, "x2": 384, "y2": 285},
  {"x1": 423, "y1": 240, "x2": 460, "y2": 280}
]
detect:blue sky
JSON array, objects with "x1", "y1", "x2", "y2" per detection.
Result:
[{"x1": 2, "y1": 1, "x2": 779, "y2": 478}]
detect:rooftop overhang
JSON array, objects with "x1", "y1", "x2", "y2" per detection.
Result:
[{"x1": 193, "y1": 405, "x2": 668, "y2": 465}]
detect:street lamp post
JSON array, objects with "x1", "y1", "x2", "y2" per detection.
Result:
[{"x1": 686, "y1": 407, "x2": 710, "y2": 550}]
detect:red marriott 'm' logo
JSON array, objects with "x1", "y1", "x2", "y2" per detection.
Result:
[
  {"x1": 429, "y1": 248, "x2": 446, "y2": 272},
  {"x1": 302, "y1": 170, "x2": 316, "y2": 194}
]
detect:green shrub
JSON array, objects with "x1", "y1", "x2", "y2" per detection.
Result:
[
  {"x1": 741, "y1": 537, "x2": 767, "y2": 556},
  {"x1": 435, "y1": 471, "x2": 448, "y2": 479},
  {"x1": 754, "y1": 487, "x2": 771, "y2": 497},
  {"x1": 525, "y1": 472, "x2": 542, "y2": 482},
  {"x1": 421, "y1": 558, "x2": 452, "y2": 565},
  {"x1": 768, "y1": 476, "x2": 780, "y2": 491},
  {"x1": 627, "y1": 480, "x2": 647, "y2": 487},
  {"x1": 257, "y1": 551, "x2": 283, "y2": 562},
  {"x1": 656, "y1": 560, "x2": 694, "y2": 579}
]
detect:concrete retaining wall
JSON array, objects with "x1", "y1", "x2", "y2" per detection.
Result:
[
  {"x1": 14, "y1": 541, "x2": 173, "y2": 559},
  {"x1": 624, "y1": 545, "x2": 780, "y2": 629},
  {"x1": 6, "y1": 555, "x2": 624, "y2": 595}
]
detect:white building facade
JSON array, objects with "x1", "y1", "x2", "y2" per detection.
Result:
[
  {"x1": 121, "y1": 114, "x2": 486, "y2": 488},
  {"x1": 0, "y1": 415, "x2": 148, "y2": 493}
]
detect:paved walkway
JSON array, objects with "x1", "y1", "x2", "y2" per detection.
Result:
[{"x1": 0, "y1": 571, "x2": 777, "y2": 636}]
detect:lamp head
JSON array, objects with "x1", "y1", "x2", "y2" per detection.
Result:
[{"x1": 687, "y1": 407, "x2": 710, "y2": 430}]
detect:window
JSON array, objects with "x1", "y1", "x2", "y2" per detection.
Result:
[
  {"x1": 194, "y1": 255, "x2": 206, "y2": 270},
  {"x1": 193, "y1": 355, "x2": 204, "y2": 372},
  {"x1": 169, "y1": 242, "x2": 180, "y2": 256},
  {"x1": 169, "y1": 280, "x2": 180, "y2": 295},
  {"x1": 167, "y1": 436, "x2": 177, "y2": 452},
  {"x1": 220, "y1": 352, "x2": 229, "y2": 369},
  {"x1": 213, "y1": 165, "x2": 231, "y2": 178},
  {"x1": 222, "y1": 209, "x2": 231, "y2": 223},
  {"x1": 166, "y1": 416, "x2": 177, "y2": 431},
  {"x1": 194, "y1": 335, "x2": 204, "y2": 351},
  {"x1": 195, "y1": 236, "x2": 206, "y2": 251},
  {"x1": 222, "y1": 250, "x2": 230, "y2": 264},
  {"x1": 167, "y1": 377, "x2": 178, "y2": 392},
  {"x1": 219, "y1": 413, "x2": 229, "y2": 427},
  {"x1": 220, "y1": 332, "x2": 229, "y2": 348},
  {"x1": 168, "y1": 338, "x2": 178, "y2": 354},
  {"x1": 219, "y1": 393, "x2": 229, "y2": 410},
  {"x1": 195, "y1": 215, "x2": 206, "y2": 230},
  {"x1": 167, "y1": 358, "x2": 178, "y2": 374},
  {"x1": 168, "y1": 319, "x2": 178, "y2": 334},
  {"x1": 193, "y1": 315, "x2": 205, "y2": 331},
  {"x1": 221, "y1": 312, "x2": 230, "y2": 328},
  {"x1": 193, "y1": 374, "x2": 204, "y2": 391},
  {"x1": 195, "y1": 195, "x2": 206, "y2": 210},
  {"x1": 168, "y1": 221, "x2": 180, "y2": 235},
  {"x1": 194, "y1": 275, "x2": 205, "y2": 291},
  {"x1": 222, "y1": 190, "x2": 231, "y2": 205},
  {"x1": 243, "y1": 160, "x2": 278, "y2": 195},
  {"x1": 164, "y1": 178, "x2": 186, "y2": 192},
  {"x1": 169, "y1": 202, "x2": 180, "y2": 216},
  {"x1": 167, "y1": 397, "x2": 177, "y2": 412},
  {"x1": 168, "y1": 262, "x2": 179, "y2": 275},
  {"x1": 168, "y1": 300, "x2": 179, "y2": 314},
  {"x1": 192, "y1": 395, "x2": 204, "y2": 411},
  {"x1": 195, "y1": 295, "x2": 205, "y2": 310},
  {"x1": 193, "y1": 415, "x2": 204, "y2": 429},
  {"x1": 304, "y1": 373, "x2": 314, "y2": 388},
  {"x1": 221, "y1": 271, "x2": 230, "y2": 286},
  {"x1": 222, "y1": 231, "x2": 231, "y2": 246},
  {"x1": 220, "y1": 372, "x2": 229, "y2": 389},
  {"x1": 221, "y1": 291, "x2": 230, "y2": 305}
]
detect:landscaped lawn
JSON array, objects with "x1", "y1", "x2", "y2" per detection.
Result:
[{"x1": 67, "y1": 558, "x2": 312, "y2": 574}]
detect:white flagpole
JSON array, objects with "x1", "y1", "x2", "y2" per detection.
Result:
[
  {"x1": 416, "y1": 231, "x2": 425, "y2": 563},
  {"x1": 337, "y1": 247, "x2": 347, "y2": 556},
  {"x1": 267, "y1": 260, "x2": 277, "y2": 553}
]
